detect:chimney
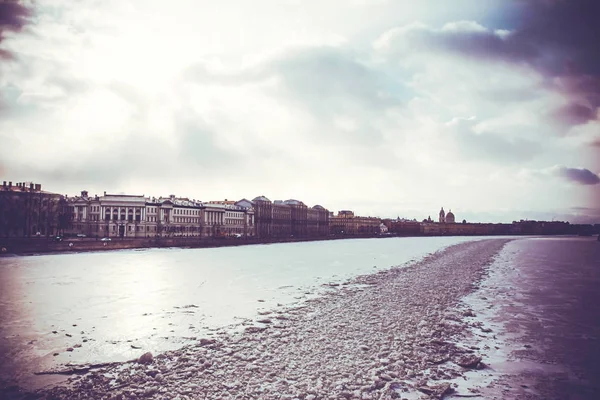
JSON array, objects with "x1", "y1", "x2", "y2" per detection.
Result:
[
  {"x1": 9, "y1": 181, "x2": 12, "y2": 188},
  {"x1": 35, "y1": 184, "x2": 41, "y2": 191},
  {"x1": 104, "y1": 191, "x2": 106, "y2": 196},
  {"x1": 2, "y1": 181, "x2": 5, "y2": 188},
  {"x1": 30, "y1": 183, "x2": 34, "y2": 191}
]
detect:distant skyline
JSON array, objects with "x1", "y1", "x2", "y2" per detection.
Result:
[{"x1": 1, "y1": 0, "x2": 599, "y2": 224}]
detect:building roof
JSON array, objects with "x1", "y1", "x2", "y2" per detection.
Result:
[
  {"x1": 172, "y1": 198, "x2": 203, "y2": 207},
  {"x1": 208, "y1": 200, "x2": 236, "y2": 205},
  {"x1": 101, "y1": 194, "x2": 146, "y2": 203},
  {"x1": 252, "y1": 195, "x2": 271, "y2": 202},
  {"x1": 284, "y1": 199, "x2": 304, "y2": 206},
  {"x1": 235, "y1": 199, "x2": 254, "y2": 208},
  {"x1": 312, "y1": 205, "x2": 325, "y2": 210}
]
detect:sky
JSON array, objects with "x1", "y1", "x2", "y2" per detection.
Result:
[{"x1": 0, "y1": 0, "x2": 599, "y2": 223}]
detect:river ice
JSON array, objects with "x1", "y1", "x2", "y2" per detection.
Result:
[{"x1": 0, "y1": 236, "x2": 487, "y2": 389}]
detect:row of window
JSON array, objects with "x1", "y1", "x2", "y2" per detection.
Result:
[
  {"x1": 103, "y1": 215, "x2": 142, "y2": 221},
  {"x1": 174, "y1": 209, "x2": 199, "y2": 216},
  {"x1": 102, "y1": 209, "x2": 142, "y2": 214},
  {"x1": 173, "y1": 217, "x2": 199, "y2": 223}
]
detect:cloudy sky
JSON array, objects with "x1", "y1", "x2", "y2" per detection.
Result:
[{"x1": 1, "y1": 0, "x2": 599, "y2": 223}]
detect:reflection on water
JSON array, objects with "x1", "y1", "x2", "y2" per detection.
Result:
[{"x1": 0, "y1": 236, "x2": 488, "y2": 388}]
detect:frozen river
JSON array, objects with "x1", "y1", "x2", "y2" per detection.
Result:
[{"x1": 0, "y1": 236, "x2": 491, "y2": 389}]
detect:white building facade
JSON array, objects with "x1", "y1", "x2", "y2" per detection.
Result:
[{"x1": 66, "y1": 191, "x2": 254, "y2": 238}]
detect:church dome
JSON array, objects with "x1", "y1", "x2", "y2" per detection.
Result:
[{"x1": 446, "y1": 210, "x2": 455, "y2": 223}]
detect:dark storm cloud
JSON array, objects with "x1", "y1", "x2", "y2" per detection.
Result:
[
  {"x1": 0, "y1": 1, "x2": 30, "y2": 31},
  {"x1": 552, "y1": 103, "x2": 596, "y2": 128},
  {"x1": 555, "y1": 166, "x2": 600, "y2": 185},
  {"x1": 418, "y1": 0, "x2": 600, "y2": 79},
  {"x1": 513, "y1": 0, "x2": 600, "y2": 127},
  {"x1": 0, "y1": 0, "x2": 32, "y2": 59},
  {"x1": 381, "y1": 0, "x2": 600, "y2": 127},
  {"x1": 514, "y1": 0, "x2": 600, "y2": 77}
]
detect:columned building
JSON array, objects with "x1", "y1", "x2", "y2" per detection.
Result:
[
  {"x1": 66, "y1": 192, "x2": 204, "y2": 238},
  {"x1": 100, "y1": 194, "x2": 148, "y2": 238},
  {"x1": 61, "y1": 190, "x2": 320, "y2": 240},
  {"x1": 208, "y1": 199, "x2": 255, "y2": 238},
  {"x1": 202, "y1": 203, "x2": 225, "y2": 237},
  {"x1": 160, "y1": 196, "x2": 203, "y2": 237}
]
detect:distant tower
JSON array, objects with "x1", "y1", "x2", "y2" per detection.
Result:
[{"x1": 439, "y1": 207, "x2": 446, "y2": 223}]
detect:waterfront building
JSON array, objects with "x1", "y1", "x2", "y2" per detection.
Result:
[
  {"x1": 384, "y1": 218, "x2": 421, "y2": 235},
  {"x1": 207, "y1": 200, "x2": 255, "y2": 238},
  {"x1": 68, "y1": 190, "x2": 101, "y2": 236},
  {"x1": 272, "y1": 200, "x2": 292, "y2": 237},
  {"x1": 98, "y1": 193, "x2": 149, "y2": 238},
  {"x1": 284, "y1": 199, "x2": 308, "y2": 237},
  {"x1": 329, "y1": 210, "x2": 381, "y2": 235},
  {"x1": 307, "y1": 205, "x2": 329, "y2": 236},
  {"x1": 158, "y1": 196, "x2": 203, "y2": 237},
  {"x1": 200, "y1": 202, "x2": 225, "y2": 237},
  {"x1": 252, "y1": 196, "x2": 272, "y2": 238},
  {"x1": 64, "y1": 192, "x2": 204, "y2": 238},
  {"x1": 0, "y1": 181, "x2": 66, "y2": 237},
  {"x1": 250, "y1": 196, "x2": 328, "y2": 238}
]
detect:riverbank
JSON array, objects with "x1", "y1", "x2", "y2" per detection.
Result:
[
  {"x1": 5, "y1": 238, "x2": 511, "y2": 399},
  {"x1": 0, "y1": 233, "x2": 569, "y2": 256},
  {"x1": 0, "y1": 235, "x2": 379, "y2": 256}
]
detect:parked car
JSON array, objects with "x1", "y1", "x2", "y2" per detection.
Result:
[
  {"x1": 53, "y1": 236, "x2": 63, "y2": 242},
  {"x1": 100, "y1": 237, "x2": 112, "y2": 242},
  {"x1": 76, "y1": 233, "x2": 87, "y2": 238}
]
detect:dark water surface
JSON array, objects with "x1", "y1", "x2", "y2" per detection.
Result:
[
  {"x1": 462, "y1": 237, "x2": 600, "y2": 399},
  {"x1": 502, "y1": 237, "x2": 600, "y2": 398}
]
